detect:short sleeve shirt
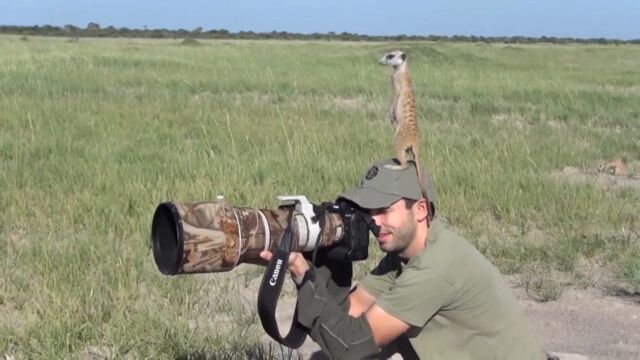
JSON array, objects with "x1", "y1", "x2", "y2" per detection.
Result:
[{"x1": 359, "y1": 219, "x2": 543, "y2": 360}]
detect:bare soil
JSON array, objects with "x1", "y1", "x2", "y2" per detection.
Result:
[
  {"x1": 512, "y1": 281, "x2": 640, "y2": 360},
  {"x1": 549, "y1": 160, "x2": 640, "y2": 191}
]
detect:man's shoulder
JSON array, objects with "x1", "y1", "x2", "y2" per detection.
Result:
[
  {"x1": 413, "y1": 220, "x2": 477, "y2": 264},
  {"x1": 409, "y1": 220, "x2": 497, "y2": 283},
  {"x1": 428, "y1": 219, "x2": 473, "y2": 248}
]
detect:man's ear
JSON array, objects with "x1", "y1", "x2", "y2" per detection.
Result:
[{"x1": 413, "y1": 199, "x2": 429, "y2": 222}]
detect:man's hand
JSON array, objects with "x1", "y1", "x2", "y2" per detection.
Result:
[{"x1": 260, "y1": 250, "x2": 310, "y2": 284}]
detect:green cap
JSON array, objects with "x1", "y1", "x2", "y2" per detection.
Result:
[{"x1": 339, "y1": 158, "x2": 436, "y2": 213}]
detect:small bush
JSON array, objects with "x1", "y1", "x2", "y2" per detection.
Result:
[
  {"x1": 521, "y1": 262, "x2": 566, "y2": 302},
  {"x1": 617, "y1": 248, "x2": 640, "y2": 294}
]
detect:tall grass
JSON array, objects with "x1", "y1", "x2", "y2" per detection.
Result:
[{"x1": 1, "y1": 36, "x2": 639, "y2": 358}]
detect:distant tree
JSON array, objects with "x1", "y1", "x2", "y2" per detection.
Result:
[
  {"x1": 103, "y1": 26, "x2": 117, "y2": 37},
  {"x1": 41, "y1": 24, "x2": 55, "y2": 35},
  {"x1": 87, "y1": 22, "x2": 100, "y2": 31},
  {"x1": 207, "y1": 29, "x2": 231, "y2": 39},
  {"x1": 0, "y1": 23, "x2": 636, "y2": 44},
  {"x1": 175, "y1": 28, "x2": 189, "y2": 38},
  {"x1": 64, "y1": 24, "x2": 78, "y2": 32}
]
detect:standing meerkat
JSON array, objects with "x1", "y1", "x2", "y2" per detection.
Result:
[{"x1": 379, "y1": 50, "x2": 430, "y2": 203}]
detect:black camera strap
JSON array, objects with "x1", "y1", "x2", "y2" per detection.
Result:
[{"x1": 257, "y1": 208, "x2": 308, "y2": 349}]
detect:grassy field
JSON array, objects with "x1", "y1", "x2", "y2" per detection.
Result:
[{"x1": 1, "y1": 35, "x2": 639, "y2": 358}]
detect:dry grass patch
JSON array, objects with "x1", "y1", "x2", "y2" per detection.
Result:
[
  {"x1": 491, "y1": 113, "x2": 530, "y2": 130},
  {"x1": 326, "y1": 95, "x2": 382, "y2": 114}
]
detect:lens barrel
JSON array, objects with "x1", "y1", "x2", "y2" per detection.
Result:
[{"x1": 150, "y1": 200, "x2": 346, "y2": 274}]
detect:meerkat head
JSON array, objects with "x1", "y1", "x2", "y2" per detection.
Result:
[{"x1": 379, "y1": 50, "x2": 407, "y2": 69}]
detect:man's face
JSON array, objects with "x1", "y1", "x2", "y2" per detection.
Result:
[{"x1": 369, "y1": 199, "x2": 417, "y2": 254}]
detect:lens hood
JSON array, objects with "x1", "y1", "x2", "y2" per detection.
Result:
[{"x1": 151, "y1": 202, "x2": 184, "y2": 275}]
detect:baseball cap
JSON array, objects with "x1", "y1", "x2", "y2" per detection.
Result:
[{"x1": 339, "y1": 158, "x2": 436, "y2": 214}]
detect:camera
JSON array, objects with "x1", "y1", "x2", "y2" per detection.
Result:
[{"x1": 151, "y1": 195, "x2": 379, "y2": 275}]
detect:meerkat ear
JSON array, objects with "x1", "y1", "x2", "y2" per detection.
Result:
[{"x1": 401, "y1": 53, "x2": 407, "y2": 61}]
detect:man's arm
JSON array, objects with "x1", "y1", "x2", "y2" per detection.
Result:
[
  {"x1": 260, "y1": 250, "x2": 412, "y2": 355},
  {"x1": 347, "y1": 286, "x2": 376, "y2": 317},
  {"x1": 294, "y1": 271, "x2": 412, "y2": 357},
  {"x1": 349, "y1": 286, "x2": 412, "y2": 346},
  {"x1": 364, "y1": 302, "x2": 411, "y2": 347}
]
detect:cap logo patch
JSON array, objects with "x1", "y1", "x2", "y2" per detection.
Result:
[{"x1": 365, "y1": 166, "x2": 379, "y2": 180}]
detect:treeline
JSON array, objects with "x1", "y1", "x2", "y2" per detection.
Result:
[{"x1": 2, "y1": 24, "x2": 638, "y2": 45}]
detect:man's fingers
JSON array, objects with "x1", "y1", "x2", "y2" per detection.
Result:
[
  {"x1": 261, "y1": 251, "x2": 309, "y2": 279},
  {"x1": 260, "y1": 250, "x2": 273, "y2": 261}
]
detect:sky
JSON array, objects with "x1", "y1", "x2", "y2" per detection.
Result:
[{"x1": 2, "y1": 0, "x2": 639, "y2": 40}]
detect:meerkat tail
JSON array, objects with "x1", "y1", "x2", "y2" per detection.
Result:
[
  {"x1": 415, "y1": 163, "x2": 429, "y2": 202},
  {"x1": 405, "y1": 148, "x2": 429, "y2": 202}
]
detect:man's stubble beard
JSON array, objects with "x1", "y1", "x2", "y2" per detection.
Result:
[{"x1": 382, "y1": 210, "x2": 417, "y2": 255}]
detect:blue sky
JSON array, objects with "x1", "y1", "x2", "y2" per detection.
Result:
[{"x1": 2, "y1": 0, "x2": 639, "y2": 40}]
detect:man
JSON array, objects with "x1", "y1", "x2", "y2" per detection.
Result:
[{"x1": 261, "y1": 158, "x2": 543, "y2": 359}]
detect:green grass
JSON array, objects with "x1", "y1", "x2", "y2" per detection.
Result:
[{"x1": 1, "y1": 35, "x2": 639, "y2": 358}]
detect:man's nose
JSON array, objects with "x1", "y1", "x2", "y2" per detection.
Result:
[{"x1": 371, "y1": 214, "x2": 383, "y2": 227}]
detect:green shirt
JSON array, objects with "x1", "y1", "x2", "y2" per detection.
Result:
[{"x1": 359, "y1": 219, "x2": 543, "y2": 360}]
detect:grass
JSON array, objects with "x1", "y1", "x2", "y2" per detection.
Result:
[{"x1": 1, "y1": 35, "x2": 639, "y2": 358}]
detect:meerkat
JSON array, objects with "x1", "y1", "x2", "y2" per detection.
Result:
[
  {"x1": 379, "y1": 50, "x2": 430, "y2": 202},
  {"x1": 597, "y1": 158, "x2": 627, "y2": 176}
]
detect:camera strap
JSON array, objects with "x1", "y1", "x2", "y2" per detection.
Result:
[{"x1": 257, "y1": 208, "x2": 307, "y2": 349}]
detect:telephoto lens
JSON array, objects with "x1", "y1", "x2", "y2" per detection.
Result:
[{"x1": 150, "y1": 197, "x2": 346, "y2": 275}]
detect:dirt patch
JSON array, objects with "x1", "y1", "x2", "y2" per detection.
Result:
[
  {"x1": 81, "y1": 346, "x2": 112, "y2": 360},
  {"x1": 549, "y1": 161, "x2": 640, "y2": 191},
  {"x1": 510, "y1": 280, "x2": 640, "y2": 360}
]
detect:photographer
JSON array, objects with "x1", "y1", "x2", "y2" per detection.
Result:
[{"x1": 260, "y1": 158, "x2": 543, "y2": 359}]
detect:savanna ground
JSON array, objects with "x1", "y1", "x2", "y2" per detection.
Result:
[{"x1": 1, "y1": 35, "x2": 639, "y2": 359}]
